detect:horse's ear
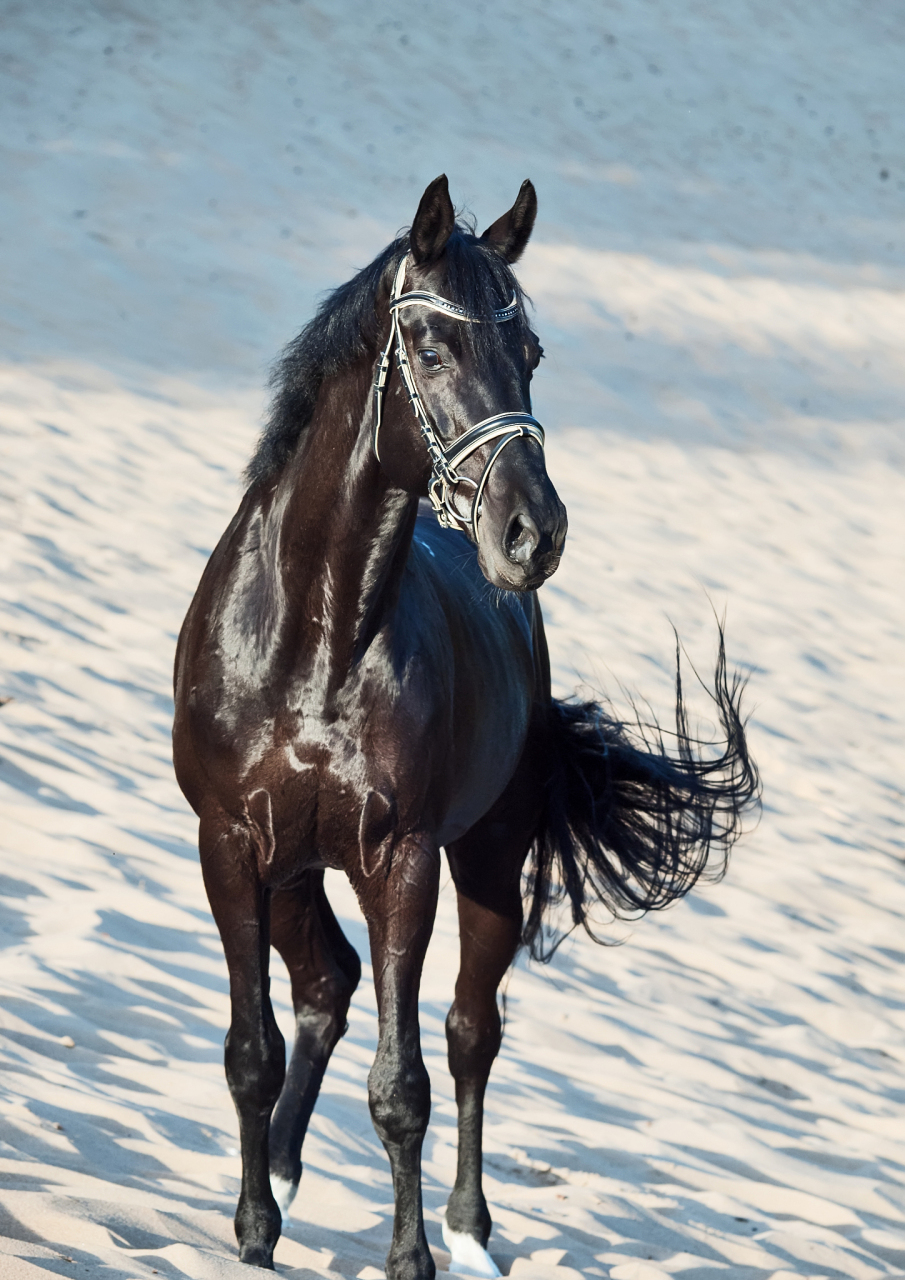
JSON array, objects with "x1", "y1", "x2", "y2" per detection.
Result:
[
  {"x1": 410, "y1": 175, "x2": 456, "y2": 264},
  {"x1": 481, "y1": 179, "x2": 537, "y2": 263}
]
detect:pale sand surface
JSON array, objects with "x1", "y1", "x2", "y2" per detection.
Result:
[{"x1": 2, "y1": 3, "x2": 905, "y2": 1278}]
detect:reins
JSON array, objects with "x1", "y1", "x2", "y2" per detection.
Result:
[{"x1": 372, "y1": 255, "x2": 545, "y2": 539}]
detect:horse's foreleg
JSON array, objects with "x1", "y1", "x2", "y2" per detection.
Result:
[
  {"x1": 269, "y1": 872, "x2": 360, "y2": 1220},
  {"x1": 200, "y1": 812, "x2": 285, "y2": 1268},
  {"x1": 359, "y1": 836, "x2": 440, "y2": 1280},
  {"x1": 443, "y1": 884, "x2": 521, "y2": 1279}
]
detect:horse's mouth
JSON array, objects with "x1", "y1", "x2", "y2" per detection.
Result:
[
  {"x1": 493, "y1": 551, "x2": 563, "y2": 593},
  {"x1": 537, "y1": 548, "x2": 564, "y2": 578}
]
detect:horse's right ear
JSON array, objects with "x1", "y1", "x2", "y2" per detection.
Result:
[
  {"x1": 410, "y1": 175, "x2": 456, "y2": 264},
  {"x1": 481, "y1": 179, "x2": 538, "y2": 263}
]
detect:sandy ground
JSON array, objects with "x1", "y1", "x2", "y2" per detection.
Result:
[{"x1": 2, "y1": 2, "x2": 905, "y2": 1277}]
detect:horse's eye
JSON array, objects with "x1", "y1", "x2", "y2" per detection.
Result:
[{"x1": 418, "y1": 349, "x2": 442, "y2": 369}]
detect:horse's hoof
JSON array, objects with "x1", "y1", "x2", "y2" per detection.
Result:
[
  {"x1": 238, "y1": 1245, "x2": 275, "y2": 1269},
  {"x1": 235, "y1": 1190, "x2": 281, "y2": 1268},
  {"x1": 270, "y1": 1173, "x2": 299, "y2": 1226},
  {"x1": 442, "y1": 1220, "x2": 501, "y2": 1279},
  {"x1": 385, "y1": 1242, "x2": 436, "y2": 1280},
  {"x1": 236, "y1": 1216, "x2": 279, "y2": 1268}
]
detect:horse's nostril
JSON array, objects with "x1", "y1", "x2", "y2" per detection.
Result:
[{"x1": 505, "y1": 513, "x2": 539, "y2": 565}]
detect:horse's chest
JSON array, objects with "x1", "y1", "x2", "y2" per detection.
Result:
[{"x1": 251, "y1": 599, "x2": 534, "y2": 874}]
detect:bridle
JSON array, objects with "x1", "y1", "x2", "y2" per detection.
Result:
[{"x1": 372, "y1": 254, "x2": 545, "y2": 540}]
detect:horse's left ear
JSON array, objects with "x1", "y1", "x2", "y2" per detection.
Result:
[{"x1": 481, "y1": 179, "x2": 538, "y2": 263}]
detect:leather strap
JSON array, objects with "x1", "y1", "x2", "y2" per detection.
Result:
[{"x1": 373, "y1": 255, "x2": 545, "y2": 540}]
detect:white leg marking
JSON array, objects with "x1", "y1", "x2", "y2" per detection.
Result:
[
  {"x1": 442, "y1": 1218, "x2": 502, "y2": 1278},
  {"x1": 270, "y1": 1173, "x2": 299, "y2": 1225}
]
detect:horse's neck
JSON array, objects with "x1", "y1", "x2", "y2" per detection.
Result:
[{"x1": 264, "y1": 369, "x2": 417, "y2": 684}]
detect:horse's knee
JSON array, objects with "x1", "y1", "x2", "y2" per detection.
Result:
[
  {"x1": 225, "y1": 1016, "x2": 286, "y2": 1111},
  {"x1": 446, "y1": 1000, "x2": 502, "y2": 1084},
  {"x1": 369, "y1": 1052, "x2": 431, "y2": 1149}
]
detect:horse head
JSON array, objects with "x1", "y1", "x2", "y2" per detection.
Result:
[{"x1": 373, "y1": 175, "x2": 568, "y2": 592}]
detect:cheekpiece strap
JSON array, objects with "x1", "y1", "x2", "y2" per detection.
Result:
[{"x1": 373, "y1": 254, "x2": 544, "y2": 541}]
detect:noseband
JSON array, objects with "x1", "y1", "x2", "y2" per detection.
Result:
[{"x1": 372, "y1": 255, "x2": 545, "y2": 539}]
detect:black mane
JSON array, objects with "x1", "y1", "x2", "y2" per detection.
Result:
[{"x1": 245, "y1": 222, "x2": 531, "y2": 487}]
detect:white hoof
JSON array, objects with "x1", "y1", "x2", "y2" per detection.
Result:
[
  {"x1": 270, "y1": 1173, "x2": 298, "y2": 1226},
  {"x1": 442, "y1": 1219, "x2": 501, "y2": 1278}
]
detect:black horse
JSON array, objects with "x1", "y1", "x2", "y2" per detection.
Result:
[{"x1": 173, "y1": 176, "x2": 758, "y2": 1279}]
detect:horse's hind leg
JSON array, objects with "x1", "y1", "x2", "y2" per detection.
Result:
[
  {"x1": 443, "y1": 811, "x2": 535, "y2": 1277},
  {"x1": 268, "y1": 871, "x2": 360, "y2": 1219},
  {"x1": 199, "y1": 809, "x2": 285, "y2": 1268}
]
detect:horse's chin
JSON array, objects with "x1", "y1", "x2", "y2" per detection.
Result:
[{"x1": 477, "y1": 546, "x2": 562, "y2": 593}]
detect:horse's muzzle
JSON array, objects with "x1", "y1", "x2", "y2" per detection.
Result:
[{"x1": 485, "y1": 501, "x2": 567, "y2": 591}]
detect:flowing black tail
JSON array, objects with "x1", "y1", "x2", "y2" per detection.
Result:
[{"x1": 523, "y1": 626, "x2": 760, "y2": 960}]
